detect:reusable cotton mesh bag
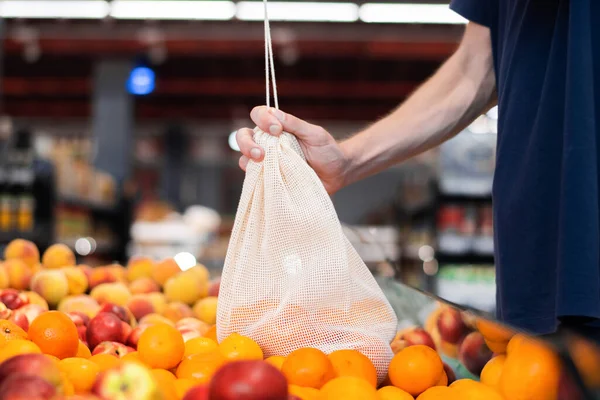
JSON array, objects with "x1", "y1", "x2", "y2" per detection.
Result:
[{"x1": 216, "y1": 0, "x2": 398, "y2": 382}]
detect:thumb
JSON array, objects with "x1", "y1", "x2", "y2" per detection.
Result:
[{"x1": 250, "y1": 106, "x2": 324, "y2": 143}]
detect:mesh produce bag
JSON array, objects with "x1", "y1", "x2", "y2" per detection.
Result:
[
  {"x1": 217, "y1": 127, "x2": 399, "y2": 380},
  {"x1": 216, "y1": 0, "x2": 398, "y2": 381}
]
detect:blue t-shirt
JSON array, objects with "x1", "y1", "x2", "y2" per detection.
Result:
[{"x1": 450, "y1": 0, "x2": 600, "y2": 334}]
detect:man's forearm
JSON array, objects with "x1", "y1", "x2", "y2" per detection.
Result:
[{"x1": 340, "y1": 23, "x2": 496, "y2": 187}]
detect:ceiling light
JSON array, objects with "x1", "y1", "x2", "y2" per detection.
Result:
[
  {"x1": 110, "y1": 0, "x2": 236, "y2": 20},
  {"x1": 359, "y1": 3, "x2": 467, "y2": 24},
  {"x1": 236, "y1": 1, "x2": 359, "y2": 22},
  {"x1": 0, "y1": 0, "x2": 110, "y2": 19}
]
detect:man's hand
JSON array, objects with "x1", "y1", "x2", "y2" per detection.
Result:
[{"x1": 236, "y1": 106, "x2": 349, "y2": 194}]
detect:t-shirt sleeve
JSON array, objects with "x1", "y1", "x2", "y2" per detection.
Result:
[{"x1": 450, "y1": 0, "x2": 496, "y2": 28}]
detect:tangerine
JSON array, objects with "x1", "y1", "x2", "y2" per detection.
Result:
[
  {"x1": 388, "y1": 345, "x2": 444, "y2": 397},
  {"x1": 506, "y1": 333, "x2": 528, "y2": 355},
  {"x1": 138, "y1": 323, "x2": 185, "y2": 369},
  {"x1": 174, "y1": 378, "x2": 198, "y2": 399},
  {"x1": 151, "y1": 369, "x2": 178, "y2": 400},
  {"x1": 121, "y1": 351, "x2": 146, "y2": 366},
  {"x1": 288, "y1": 384, "x2": 320, "y2": 400},
  {"x1": 0, "y1": 339, "x2": 41, "y2": 362},
  {"x1": 76, "y1": 341, "x2": 91, "y2": 358},
  {"x1": 476, "y1": 319, "x2": 515, "y2": 342},
  {"x1": 377, "y1": 385, "x2": 414, "y2": 400},
  {"x1": 204, "y1": 325, "x2": 218, "y2": 342},
  {"x1": 480, "y1": 355, "x2": 506, "y2": 390},
  {"x1": 89, "y1": 353, "x2": 122, "y2": 372},
  {"x1": 498, "y1": 339, "x2": 561, "y2": 400},
  {"x1": 176, "y1": 351, "x2": 225, "y2": 383},
  {"x1": 328, "y1": 349, "x2": 377, "y2": 388},
  {"x1": 0, "y1": 320, "x2": 28, "y2": 346},
  {"x1": 436, "y1": 371, "x2": 448, "y2": 386},
  {"x1": 416, "y1": 386, "x2": 454, "y2": 400},
  {"x1": 453, "y1": 380, "x2": 504, "y2": 400},
  {"x1": 281, "y1": 347, "x2": 335, "y2": 389},
  {"x1": 29, "y1": 311, "x2": 79, "y2": 359},
  {"x1": 319, "y1": 376, "x2": 378, "y2": 400},
  {"x1": 265, "y1": 355, "x2": 286, "y2": 371},
  {"x1": 219, "y1": 333, "x2": 263, "y2": 361},
  {"x1": 58, "y1": 357, "x2": 100, "y2": 394},
  {"x1": 184, "y1": 337, "x2": 218, "y2": 358}
]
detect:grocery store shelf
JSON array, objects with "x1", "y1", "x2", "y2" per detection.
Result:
[
  {"x1": 435, "y1": 252, "x2": 494, "y2": 265},
  {"x1": 58, "y1": 196, "x2": 118, "y2": 214}
]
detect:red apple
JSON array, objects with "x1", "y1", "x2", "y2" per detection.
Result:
[
  {"x1": 67, "y1": 311, "x2": 90, "y2": 327},
  {"x1": 8, "y1": 312, "x2": 29, "y2": 332},
  {"x1": 0, "y1": 374, "x2": 57, "y2": 399},
  {"x1": 209, "y1": 361, "x2": 288, "y2": 400},
  {"x1": 0, "y1": 354, "x2": 63, "y2": 389},
  {"x1": 443, "y1": 363, "x2": 456, "y2": 385},
  {"x1": 98, "y1": 303, "x2": 134, "y2": 325},
  {"x1": 121, "y1": 322, "x2": 132, "y2": 344},
  {"x1": 458, "y1": 332, "x2": 493, "y2": 376},
  {"x1": 87, "y1": 312, "x2": 124, "y2": 350},
  {"x1": 437, "y1": 308, "x2": 469, "y2": 345},
  {"x1": 92, "y1": 361, "x2": 161, "y2": 399},
  {"x1": 0, "y1": 289, "x2": 29, "y2": 310},
  {"x1": 402, "y1": 328, "x2": 437, "y2": 350},
  {"x1": 15, "y1": 304, "x2": 45, "y2": 326},
  {"x1": 92, "y1": 341, "x2": 133, "y2": 358},
  {"x1": 182, "y1": 384, "x2": 209, "y2": 400},
  {"x1": 208, "y1": 278, "x2": 220, "y2": 297}
]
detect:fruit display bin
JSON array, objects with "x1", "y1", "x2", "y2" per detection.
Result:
[{"x1": 379, "y1": 276, "x2": 600, "y2": 399}]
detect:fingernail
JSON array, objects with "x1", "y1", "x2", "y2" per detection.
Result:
[
  {"x1": 250, "y1": 148, "x2": 261, "y2": 159},
  {"x1": 269, "y1": 108, "x2": 285, "y2": 122},
  {"x1": 269, "y1": 125, "x2": 280, "y2": 135}
]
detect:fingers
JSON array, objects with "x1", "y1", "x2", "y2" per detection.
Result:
[
  {"x1": 239, "y1": 155, "x2": 249, "y2": 171},
  {"x1": 251, "y1": 106, "x2": 325, "y2": 143},
  {"x1": 236, "y1": 128, "x2": 263, "y2": 162}
]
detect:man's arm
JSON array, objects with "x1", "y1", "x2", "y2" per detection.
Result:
[
  {"x1": 341, "y1": 22, "x2": 496, "y2": 186},
  {"x1": 238, "y1": 21, "x2": 496, "y2": 193}
]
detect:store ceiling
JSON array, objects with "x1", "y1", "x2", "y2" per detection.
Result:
[{"x1": 1, "y1": 17, "x2": 464, "y2": 121}]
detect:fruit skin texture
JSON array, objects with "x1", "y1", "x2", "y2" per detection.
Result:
[
  {"x1": 29, "y1": 310, "x2": 79, "y2": 359},
  {"x1": 182, "y1": 384, "x2": 210, "y2": 400},
  {"x1": 377, "y1": 386, "x2": 414, "y2": 400},
  {"x1": 92, "y1": 361, "x2": 162, "y2": 400},
  {"x1": 327, "y1": 349, "x2": 377, "y2": 388},
  {"x1": 0, "y1": 339, "x2": 42, "y2": 363},
  {"x1": 176, "y1": 352, "x2": 226, "y2": 383},
  {"x1": 4, "y1": 239, "x2": 40, "y2": 268},
  {"x1": 319, "y1": 376, "x2": 378, "y2": 400},
  {"x1": 437, "y1": 308, "x2": 469, "y2": 344},
  {"x1": 208, "y1": 360, "x2": 289, "y2": 400},
  {"x1": 388, "y1": 344, "x2": 444, "y2": 397},
  {"x1": 59, "y1": 357, "x2": 100, "y2": 394},
  {"x1": 87, "y1": 312, "x2": 124, "y2": 350},
  {"x1": 458, "y1": 332, "x2": 493, "y2": 376},
  {"x1": 498, "y1": 338, "x2": 561, "y2": 400},
  {"x1": 3, "y1": 259, "x2": 33, "y2": 290},
  {"x1": 281, "y1": 347, "x2": 335, "y2": 389},
  {"x1": 452, "y1": 379, "x2": 504, "y2": 400},
  {"x1": 138, "y1": 323, "x2": 185, "y2": 370},
  {"x1": 92, "y1": 341, "x2": 133, "y2": 358},
  {"x1": 30, "y1": 270, "x2": 70, "y2": 306},
  {"x1": 193, "y1": 296, "x2": 219, "y2": 325},
  {"x1": 42, "y1": 243, "x2": 76, "y2": 269},
  {"x1": 219, "y1": 333, "x2": 263, "y2": 362},
  {"x1": 0, "y1": 319, "x2": 28, "y2": 346},
  {"x1": 0, "y1": 374, "x2": 58, "y2": 400}
]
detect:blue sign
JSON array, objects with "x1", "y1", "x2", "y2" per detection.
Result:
[{"x1": 126, "y1": 66, "x2": 155, "y2": 95}]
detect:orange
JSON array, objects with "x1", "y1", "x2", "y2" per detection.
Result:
[
  {"x1": 288, "y1": 384, "x2": 320, "y2": 400},
  {"x1": 184, "y1": 337, "x2": 218, "y2": 358},
  {"x1": 449, "y1": 379, "x2": 479, "y2": 390},
  {"x1": 28, "y1": 311, "x2": 79, "y2": 359},
  {"x1": 282, "y1": 348, "x2": 335, "y2": 389},
  {"x1": 174, "y1": 378, "x2": 198, "y2": 399},
  {"x1": 480, "y1": 355, "x2": 506, "y2": 390},
  {"x1": 151, "y1": 369, "x2": 178, "y2": 400},
  {"x1": 122, "y1": 351, "x2": 146, "y2": 366},
  {"x1": 506, "y1": 333, "x2": 528, "y2": 355},
  {"x1": 0, "y1": 320, "x2": 28, "y2": 346},
  {"x1": 89, "y1": 353, "x2": 122, "y2": 372},
  {"x1": 416, "y1": 386, "x2": 454, "y2": 400},
  {"x1": 476, "y1": 319, "x2": 515, "y2": 342},
  {"x1": 204, "y1": 325, "x2": 218, "y2": 342},
  {"x1": 219, "y1": 333, "x2": 263, "y2": 362},
  {"x1": 265, "y1": 355, "x2": 286, "y2": 371},
  {"x1": 484, "y1": 338, "x2": 508, "y2": 354},
  {"x1": 0, "y1": 339, "x2": 41, "y2": 362},
  {"x1": 45, "y1": 354, "x2": 60, "y2": 364},
  {"x1": 61, "y1": 372, "x2": 75, "y2": 396},
  {"x1": 319, "y1": 376, "x2": 378, "y2": 400},
  {"x1": 388, "y1": 345, "x2": 444, "y2": 397},
  {"x1": 138, "y1": 323, "x2": 185, "y2": 369},
  {"x1": 498, "y1": 339, "x2": 561, "y2": 400},
  {"x1": 76, "y1": 341, "x2": 91, "y2": 358},
  {"x1": 453, "y1": 380, "x2": 504, "y2": 400},
  {"x1": 176, "y1": 351, "x2": 226, "y2": 383},
  {"x1": 328, "y1": 349, "x2": 377, "y2": 388},
  {"x1": 377, "y1": 386, "x2": 414, "y2": 400},
  {"x1": 436, "y1": 371, "x2": 448, "y2": 386},
  {"x1": 59, "y1": 357, "x2": 100, "y2": 394}
]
